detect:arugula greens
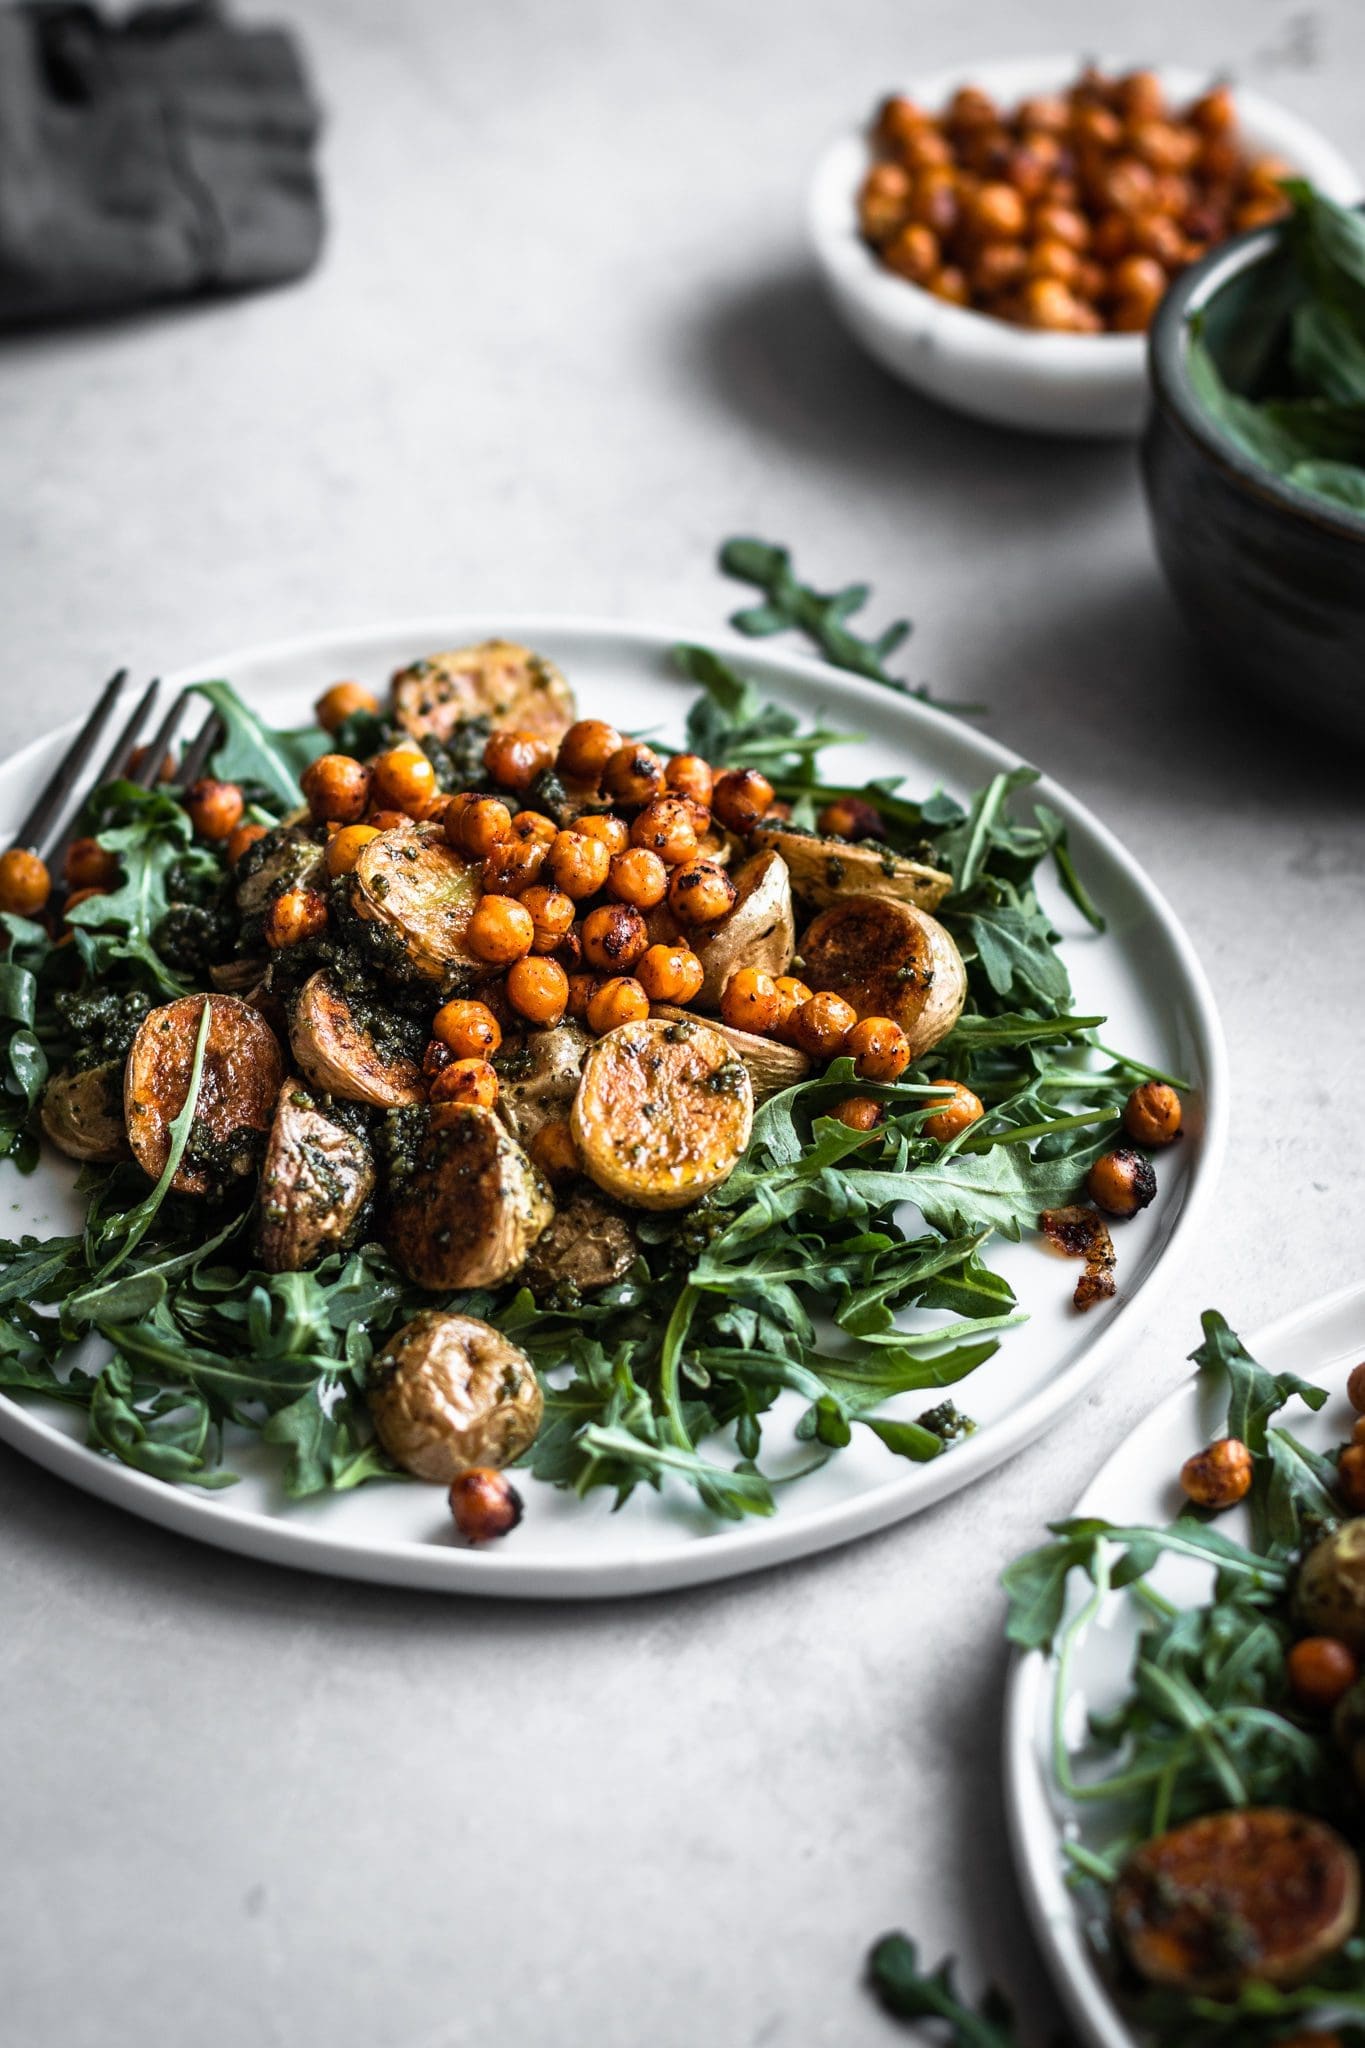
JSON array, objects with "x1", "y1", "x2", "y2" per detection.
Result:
[{"x1": 869, "y1": 1935, "x2": 1034, "y2": 2046}]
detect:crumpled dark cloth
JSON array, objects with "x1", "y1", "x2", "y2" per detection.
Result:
[{"x1": 0, "y1": 0, "x2": 323, "y2": 329}]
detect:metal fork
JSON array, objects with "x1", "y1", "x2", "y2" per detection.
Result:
[{"x1": 10, "y1": 673, "x2": 223, "y2": 872}]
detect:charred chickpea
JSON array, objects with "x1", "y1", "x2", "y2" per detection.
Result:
[
  {"x1": 721, "y1": 968, "x2": 780, "y2": 1035},
  {"x1": 586, "y1": 976, "x2": 650, "y2": 1035},
  {"x1": 264, "y1": 887, "x2": 328, "y2": 949},
  {"x1": 367, "y1": 810, "x2": 409, "y2": 832},
  {"x1": 186, "y1": 778, "x2": 245, "y2": 841},
  {"x1": 423, "y1": 1039, "x2": 454, "y2": 1081},
  {"x1": 818, "y1": 795, "x2": 883, "y2": 840},
  {"x1": 667, "y1": 857, "x2": 737, "y2": 929},
  {"x1": 225, "y1": 821, "x2": 268, "y2": 868},
  {"x1": 556, "y1": 718, "x2": 622, "y2": 785},
  {"x1": 1179, "y1": 1436, "x2": 1253, "y2": 1511},
  {"x1": 630, "y1": 797, "x2": 697, "y2": 866},
  {"x1": 858, "y1": 162, "x2": 913, "y2": 243},
  {"x1": 946, "y1": 83, "x2": 998, "y2": 134},
  {"x1": 483, "y1": 729, "x2": 554, "y2": 794},
  {"x1": 580, "y1": 902, "x2": 648, "y2": 973},
  {"x1": 301, "y1": 752, "x2": 371, "y2": 825},
  {"x1": 603, "y1": 742, "x2": 666, "y2": 808},
  {"x1": 772, "y1": 975, "x2": 814, "y2": 1043},
  {"x1": 505, "y1": 955, "x2": 570, "y2": 1028},
  {"x1": 371, "y1": 747, "x2": 437, "y2": 818},
  {"x1": 929, "y1": 266, "x2": 971, "y2": 305},
  {"x1": 636, "y1": 943, "x2": 705, "y2": 1005},
  {"x1": 847, "y1": 1016, "x2": 912, "y2": 1083},
  {"x1": 519, "y1": 884, "x2": 576, "y2": 953},
  {"x1": 450, "y1": 795, "x2": 512, "y2": 859},
  {"x1": 833, "y1": 1096, "x2": 885, "y2": 1133},
  {"x1": 1347, "y1": 1362, "x2": 1365, "y2": 1414},
  {"x1": 314, "y1": 680, "x2": 380, "y2": 733},
  {"x1": 665, "y1": 753, "x2": 715, "y2": 809},
  {"x1": 1116, "y1": 67, "x2": 1164, "y2": 122},
  {"x1": 433, "y1": 998, "x2": 502, "y2": 1060},
  {"x1": 429, "y1": 1058, "x2": 500, "y2": 1111},
  {"x1": 574, "y1": 812, "x2": 629, "y2": 856},
  {"x1": 466, "y1": 894, "x2": 534, "y2": 966},
  {"x1": 552, "y1": 927, "x2": 583, "y2": 974},
  {"x1": 510, "y1": 809, "x2": 558, "y2": 846},
  {"x1": 1339, "y1": 1446, "x2": 1365, "y2": 1514},
  {"x1": 971, "y1": 242, "x2": 1028, "y2": 298},
  {"x1": 549, "y1": 828, "x2": 612, "y2": 900},
  {"x1": 449, "y1": 1467, "x2": 524, "y2": 1543},
  {"x1": 967, "y1": 181, "x2": 1028, "y2": 242},
  {"x1": 1123, "y1": 1081, "x2": 1182, "y2": 1147},
  {"x1": 1288, "y1": 1637, "x2": 1359, "y2": 1715},
  {"x1": 873, "y1": 94, "x2": 929, "y2": 156},
  {"x1": 528, "y1": 1118, "x2": 581, "y2": 1183},
  {"x1": 324, "y1": 822, "x2": 381, "y2": 878},
  {"x1": 482, "y1": 835, "x2": 548, "y2": 895},
  {"x1": 1019, "y1": 277, "x2": 1086, "y2": 330},
  {"x1": 565, "y1": 972, "x2": 597, "y2": 1021},
  {"x1": 1087, "y1": 1146, "x2": 1157, "y2": 1218},
  {"x1": 1189, "y1": 83, "x2": 1237, "y2": 136},
  {"x1": 63, "y1": 836, "x2": 120, "y2": 890},
  {"x1": 883, "y1": 221, "x2": 939, "y2": 284},
  {"x1": 922, "y1": 1081, "x2": 985, "y2": 1142},
  {"x1": 607, "y1": 846, "x2": 669, "y2": 910},
  {"x1": 791, "y1": 992, "x2": 858, "y2": 1060}
]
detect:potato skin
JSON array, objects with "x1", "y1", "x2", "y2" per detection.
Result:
[
  {"x1": 690, "y1": 851, "x2": 795, "y2": 1009},
  {"x1": 367, "y1": 1309, "x2": 543, "y2": 1481},
  {"x1": 649, "y1": 1004, "x2": 810, "y2": 1101},
  {"x1": 125, "y1": 994, "x2": 284, "y2": 1195},
  {"x1": 494, "y1": 1022, "x2": 591, "y2": 1147},
  {"x1": 571, "y1": 1015, "x2": 753, "y2": 1210},
  {"x1": 524, "y1": 1188, "x2": 638, "y2": 1298},
  {"x1": 41, "y1": 1061, "x2": 129, "y2": 1164},
  {"x1": 800, "y1": 893, "x2": 966, "y2": 1056},
  {"x1": 350, "y1": 824, "x2": 487, "y2": 984},
  {"x1": 1297, "y1": 1519, "x2": 1365, "y2": 1652},
  {"x1": 751, "y1": 822, "x2": 952, "y2": 912},
  {"x1": 391, "y1": 641, "x2": 575, "y2": 746},
  {"x1": 289, "y1": 971, "x2": 423, "y2": 1109},
  {"x1": 1112, "y1": 1808, "x2": 1360, "y2": 1994},
  {"x1": 384, "y1": 1104, "x2": 552, "y2": 1289},
  {"x1": 256, "y1": 1083, "x2": 375, "y2": 1272}
]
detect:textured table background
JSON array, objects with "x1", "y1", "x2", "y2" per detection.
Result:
[{"x1": 2, "y1": 3, "x2": 1363, "y2": 2043}]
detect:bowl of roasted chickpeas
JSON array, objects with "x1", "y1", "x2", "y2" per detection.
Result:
[{"x1": 808, "y1": 56, "x2": 1358, "y2": 437}]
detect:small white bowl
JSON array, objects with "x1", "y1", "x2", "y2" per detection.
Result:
[{"x1": 807, "y1": 55, "x2": 1360, "y2": 438}]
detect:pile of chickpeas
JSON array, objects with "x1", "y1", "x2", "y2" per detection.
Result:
[{"x1": 858, "y1": 67, "x2": 1291, "y2": 333}]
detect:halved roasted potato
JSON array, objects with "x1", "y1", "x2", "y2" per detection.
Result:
[
  {"x1": 289, "y1": 971, "x2": 424, "y2": 1108},
  {"x1": 368, "y1": 1310, "x2": 543, "y2": 1481},
  {"x1": 125, "y1": 994, "x2": 284, "y2": 1195},
  {"x1": 689, "y1": 851, "x2": 796, "y2": 1009},
  {"x1": 384, "y1": 1104, "x2": 552, "y2": 1289},
  {"x1": 1297, "y1": 1519, "x2": 1365, "y2": 1651},
  {"x1": 40, "y1": 1061, "x2": 129, "y2": 1164},
  {"x1": 650, "y1": 1005, "x2": 809, "y2": 1101},
  {"x1": 256, "y1": 1083, "x2": 375, "y2": 1272},
  {"x1": 752, "y1": 822, "x2": 952, "y2": 913},
  {"x1": 571, "y1": 1015, "x2": 753, "y2": 1210},
  {"x1": 235, "y1": 813, "x2": 324, "y2": 920},
  {"x1": 391, "y1": 641, "x2": 575, "y2": 745},
  {"x1": 800, "y1": 893, "x2": 966, "y2": 1057},
  {"x1": 349, "y1": 824, "x2": 488, "y2": 984},
  {"x1": 494, "y1": 1022, "x2": 591, "y2": 1147},
  {"x1": 1112, "y1": 1809, "x2": 1360, "y2": 1994},
  {"x1": 524, "y1": 1188, "x2": 638, "y2": 1298}
]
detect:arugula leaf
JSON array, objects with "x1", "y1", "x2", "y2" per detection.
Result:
[
  {"x1": 190, "y1": 680, "x2": 325, "y2": 811},
  {"x1": 67, "y1": 780, "x2": 216, "y2": 995},
  {"x1": 868, "y1": 1936, "x2": 1024, "y2": 2046}
]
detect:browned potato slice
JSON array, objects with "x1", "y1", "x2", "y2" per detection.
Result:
[
  {"x1": 1296, "y1": 1519, "x2": 1365, "y2": 1651},
  {"x1": 40, "y1": 1062, "x2": 129, "y2": 1164},
  {"x1": 690, "y1": 851, "x2": 796, "y2": 1009},
  {"x1": 524, "y1": 1188, "x2": 638, "y2": 1298},
  {"x1": 391, "y1": 641, "x2": 575, "y2": 745},
  {"x1": 752, "y1": 822, "x2": 952, "y2": 913},
  {"x1": 209, "y1": 957, "x2": 268, "y2": 994},
  {"x1": 349, "y1": 823, "x2": 488, "y2": 984},
  {"x1": 800, "y1": 893, "x2": 966, "y2": 1057},
  {"x1": 1112, "y1": 1809, "x2": 1360, "y2": 1994},
  {"x1": 571, "y1": 1016, "x2": 753, "y2": 1210},
  {"x1": 125, "y1": 994, "x2": 284, "y2": 1195},
  {"x1": 384, "y1": 1104, "x2": 552, "y2": 1289},
  {"x1": 494, "y1": 1022, "x2": 591, "y2": 1146},
  {"x1": 256, "y1": 1083, "x2": 376, "y2": 1272},
  {"x1": 650, "y1": 1004, "x2": 810, "y2": 1101},
  {"x1": 289, "y1": 971, "x2": 423, "y2": 1108},
  {"x1": 368, "y1": 1309, "x2": 542, "y2": 1481},
  {"x1": 234, "y1": 813, "x2": 323, "y2": 919}
]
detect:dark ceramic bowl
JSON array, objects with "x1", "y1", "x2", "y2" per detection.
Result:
[{"x1": 1142, "y1": 218, "x2": 1365, "y2": 746}]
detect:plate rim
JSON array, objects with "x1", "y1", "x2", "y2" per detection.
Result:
[{"x1": 0, "y1": 612, "x2": 1230, "y2": 1599}]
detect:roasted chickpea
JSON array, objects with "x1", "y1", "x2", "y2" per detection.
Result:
[
  {"x1": 971, "y1": 242, "x2": 1028, "y2": 298},
  {"x1": 565, "y1": 972, "x2": 596, "y2": 1021},
  {"x1": 873, "y1": 94, "x2": 929, "y2": 157},
  {"x1": 186, "y1": 777, "x2": 244, "y2": 841},
  {"x1": 630, "y1": 797, "x2": 697, "y2": 866},
  {"x1": 60, "y1": 884, "x2": 107, "y2": 930},
  {"x1": 225, "y1": 821, "x2": 268, "y2": 868},
  {"x1": 483, "y1": 729, "x2": 554, "y2": 793},
  {"x1": 968, "y1": 181, "x2": 1028, "y2": 242},
  {"x1": 528, "y1": 1117, "x2": 581, "y2": 1183},
  {"x1": 433, "y1": 998, "x2": 502, "y2": 1059},
  {"x1": 264, "y1": 887, "x2": 328, "y2": 949},
  {"x1": 466, "y1": 894, "x2": 534, "y2": 966},
  {"x1": 911, "y1": 169, "x2": 962, "y2": 237},
  {"x1": 449, "y1": 795, "x2": 512, "y2": 859},
  {"x1": 858, "y1": 161, "x2": 913, "y2": 243},
  {"x1": 607, "y1": 846, "x2": 669, "y2": 910},
  {"x1": 553, "y1": 928, "x2": 583, "y2": 975},
  {"x1": 548, "y1": 828, "x2": 612, "y2": 900},
  {"x1": 1340, "y1": 1445, "x2": 1365, "y2": 1515},
  {"x1": 505, "y1": 955, "x2": 569, "y2": 1028},
  {"x1": 846, "y1": 1016, "x2": 911, "y2": 1083},
  {"x1": 586, "y1": 976, "x2": 650, "y2": 1035},
  {"x1": 929, "y1": 265, "x2": 971, "y2": 306},
  {"x1": 1128, "y1": 213, "x2": 1186, "y2": 269},
  {"x1": 1347, "y1": 1362, "x2": 1365, "y2": 1414},
  {"x1": 883, "y1": 221, "x2": 940, "y2": 284},
  {"x1": 922, "y1": 1081, "x2": 985, "y2": 1141},
  {"x1": 127, "y1": 744, "x2": 175, "y2": 785},
  {"x1": 519, "y1": 884, "x2": 576, "y2": 953},
  {"x1": 946, "y1": 84, "x2": 997, "y2": 134},
  {"x1": 1288, "y1": 1637, "x2": 1359, "y2": 1715},
  {"x1": 574, "y1": 812, "x2": 629, "y2": 856},
  {"x1": 1019, "y1": 276, "x2": 1086, "y2": 330},
  {"x1": 580, "y1": 902, "x2": 648, "y2": 973},
  {"x1": 665, "y1": 753, "x2": 715, "y2": 809},
  {"x1": 721, "y1": 968, "x2": 780, "y2": 1035},
  {"x1": 509, "y1": 810, "x2": 558, "y2": 847},
  {"x1": 1115, "y1": 68, "x2": 1164, "y2": 123},
  {"x1": 1018, "y1": 93, "x2": 1071, "y2": 135},
  {"x1": 667, "y1": 858, "x2": 737, "y2": 928},
  {"x1": 772, "y1": 975, "x2": 814, "y2": 1042},
  {"x1": 833, "y1": 1096, "x2": 885, "y2": 1132},
  {"x1": 301, "y1": 752, "x2": 371, "y2": 825},
  {"x1": 602, "y1": 742, "x2": 665, "y2": 808},
  {"x1": 371, "y1": 747, "x2": 437, "y2": 818},
  {"x1": 1179, "y1": 1436, "x2": 1253, "y2": 1511},
  {"x1": 365, "y1": 809, "x2": 409, "y2": 832},
  {"x1": 1026, "y1": 238, "x2": 1083, "y2": 288},
  {"x1": 556, "y1": 719, "x2": 623, "y2": 785},
  {"x1": 1188, "y1": 83, "x2": 1237, "y2": 136},
  {"x1": 324, "y1": 822, "x2": 381, "y2": 878},
  {"x1": 818, "y1": 796, "x2": 883, "y2": 841},
  {"x1": 1087, "y1": 1146, "x2": 1157, "y2": 1218},
  {"x1": 449, "y1": 1467, "x2": 524, "y2": 1543},
  {"x1": 429, "y1": 1057, "x2": 500, "y2": 1111},
  {"x1": 315, "y1": 680, "x2": 380, "y2": 733},
  {"x1": 636, "y1": 943, "x2": 705, "y2": 1005},
  {"x1": 481, "y1": 835, "x2": 548, "y2": 895},
  {"x1": 1099, "y1": 155, "x2": 1157, "y2": 217},
  {"x1": 791, "y1": 992, "x2": 857, "y2": 1060},
  {"x1": 1090, "y1": 210, "x2": 1131, "y2": 262},
  {"x1": 1071, "y1": 101, "x2": 1122, "y2": 152},
  {"x1": 62, "y1": 836, "x2": 118, "y2": 892},
  {"x1": 1123, "y1": 1081, "x2": 1182, "y2": 1147}
]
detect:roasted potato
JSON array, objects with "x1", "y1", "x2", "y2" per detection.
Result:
[
  {"x1": 689, "y1": 851, "x2": 796, "y2": 1009},
  {"x1": 1112, "y1": 1808, "x2": 1360, "y2": 1994},
  {"x1": 800, "y1": 893, "x2": 966, "y2": 1057},
  {"x1": 571, "y1": 1015, "x2": 753, "y2": 1209},
  {"x1": 524, "y1": 1187, "x2": 639, "y2": 1298},
  {"x1": 349, "y1": 823, "x2": 488, "y2": 984},
  {"x1": 289, "y1": 971, "x2": 424, "y2": 1108},
  {"x1": 234, "y1": 814, "x2": 324, "y2": 920},
  {"x1": 752, "y1": 821, "x2": 952, "y2": 913},
  {"x1": 650, "y1": 1004, "x2": 810, "y2": 1101},
  {"x1": 125, "y1": 994, "x2": 284, "y2": 1195},
  {"x1": 494, "y1": 1022, "x2": 591, "y2": 1147},
  {"x1": 384, "y1": 1104, "x2": 552, "y2": 1289},
  {"x1": 256, "y1": 1083, "x2": 375, "y2": 1272},
  {"x1": 391, "y1": 641, "x2": 575, "y2": 746},
  {"x1": 40, "y1": 1061, "x2": 129, "y2": 1164},
  {"x1": 367, "y1": 1309, "x2": 543, "y2": 1481},
  {"x1": 1297, "y1": 1519, "x2": 1365, "y2": 1652}
]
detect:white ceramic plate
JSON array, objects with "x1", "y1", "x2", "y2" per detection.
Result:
[
  {"x1": 0, "y1": 617, "x2": 1227, "y2": 1598},
  {"x1": 808, "y1": 56, "x2": 1361, "y2": 437},
  {"x1": 1003, "y1": 1278, "x2": 1365, "y2": 2048}
]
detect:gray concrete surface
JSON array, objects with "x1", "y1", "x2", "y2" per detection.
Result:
[{"x1": 2, "y1": 2, "x2": 1363, "y2": 2043}]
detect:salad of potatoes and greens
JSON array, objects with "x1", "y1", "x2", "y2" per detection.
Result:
[{"x1": 0, "y1": 639, "x2": 1184, "y2": 1540}]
